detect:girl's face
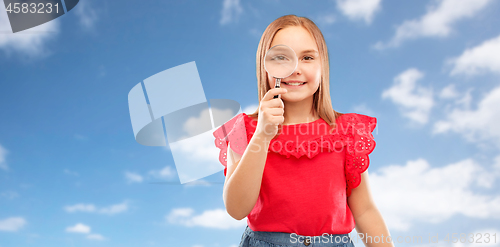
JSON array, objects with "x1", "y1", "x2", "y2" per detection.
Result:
[{"x1": 267, "y1": 26, "x2": 321, "y2": 103}]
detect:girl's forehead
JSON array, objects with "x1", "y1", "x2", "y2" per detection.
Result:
[{"x1": 270, "y1": 26, "x2": 318, "y2": 53}]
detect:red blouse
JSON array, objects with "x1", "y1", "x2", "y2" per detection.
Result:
[{"x1": 213, "y1": 112, "x2": 377, "y2": 236}]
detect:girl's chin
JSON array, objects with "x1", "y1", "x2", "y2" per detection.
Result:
[{"x1": 281, "y1": 94, "x2": 313, "y2": 102}]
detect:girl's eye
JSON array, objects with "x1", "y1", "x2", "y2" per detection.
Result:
[
  {"x1": 303, "y1": 56, "x2": 314, "y2": 61},
  {"x1": 271, "y1": 55, "x2": 289, "y2": 61}
]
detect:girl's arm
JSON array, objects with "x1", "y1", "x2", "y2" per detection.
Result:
[
  {"x1": 222, "y1": 133, "x2": 271, "y2": 221},
  {"x1": 348, "y1": 171, "x2": 395, "y2": 247}
]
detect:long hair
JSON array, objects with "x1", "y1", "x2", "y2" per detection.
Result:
[{"x1": 247, "y1": 14, "x2": 343, "y2": 136}]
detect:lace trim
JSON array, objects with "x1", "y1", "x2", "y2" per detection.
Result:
[{"x1": 343, "y1": 114, "x2": 377, "y2": 197}]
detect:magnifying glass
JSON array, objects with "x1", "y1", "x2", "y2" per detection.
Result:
[{"x1": 264, "y1": 44, "x2": 298, "y2": 99}]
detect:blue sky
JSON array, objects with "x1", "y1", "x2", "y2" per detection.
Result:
[{"x1": 1, "y1": 0, "x2": 500, "y2": 246}]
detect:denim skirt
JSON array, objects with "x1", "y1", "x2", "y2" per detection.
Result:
[{"x1": 239, "y1": 225, "x2": 356, "y2": 247}]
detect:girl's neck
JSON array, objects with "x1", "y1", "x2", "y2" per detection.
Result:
[{"x1": 282, "y1": 97, "x2": 318, "y2": 125}]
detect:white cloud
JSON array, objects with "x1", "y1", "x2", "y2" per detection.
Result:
[
  {"x1": 336, "y1": 0, "x2": 382, "y2": 24},
  {"x1": 98, "y1": 201, "x2": 129, "y2": 215},
  {"x1": 124, "y1": 171, "x2": 143, "y2": 183},
  {"x1": 0, "y1": 3, "x2": 60, "y2": 58},
  {"x1": 64, "y1": 203, "x2": 96, "y2": 213},
  {"x1": 66, "y1": 223, "x2": 91, "y2": 234},
  {"x1": 433, "y1": 85, "x2": 500, "y2": 149},
  {"x1": 0, "y1": 144, "x2": 8, "y2": 171},
  {"x1": 439, "y1": 84, "x2": 459, "y2": 99},
  {"x1": 448, "y1": 35, "x2": 500, "y2": 76},
  {"x1": 74, "y1": 0, "x2": 99, "y2": 30},
  {"x1": 220, "y1": 0, "x2": 243, "y2": 25},
  {"x1": 64, "y1": 201, "x2": 129, "y2": 215},
  {"x1": 87, "y1": 233, "x2": 106, "y2": 241},
  {"x1": 455, "y1": 88, "x2": 473, "y2": 108},
  {"x1": 0, "y1": 217, "x2": 26, "y2": 232},
  {"x1": 371, "y1": 157, "x2": 500, "y2": 232},
  {"x1": 166, "y1": 208, "x2": 246, "y2": 229},
  {"x1": 148, "y1": 166, "x2": 176, "y2": 179},
  {"x1": 439, "y1": 85, "x2": 474, "y2": 118},
  {"x1": 374, "y1": 0, "x2": 493, "y2": 49},
  {"x1": 170, "y1": 114, "x2": 223, "y2": 160},
  {"x1": 184, "y1": 109, "x2": 214, "y2": 137},
  {"x1": 65, "y1": 223, "x2": 106, "y2": 240},
  {"x1": 242, "y1": 104, "x2": 258, "y2": 115},
  {"x1": 439, "y1": 86, "x2": 474, "y2": 115},
  {"x1": 381, "y1": 68, "x2": 434, "y2": 124},
  {"x1": 211, "y1": 107, "x2": 239, "y2": 129}
]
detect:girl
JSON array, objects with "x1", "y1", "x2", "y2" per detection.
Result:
[{"x1": 213, "y1": 15, "x2": 394, "y2": 247}]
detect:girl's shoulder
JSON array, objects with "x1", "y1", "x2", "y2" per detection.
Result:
[
  {"x1": 337, "y1": 112, "x2": 376, "y2": 124},
  {"x1": 335, "y1": 112, "x2": 377, "y2": 137}
]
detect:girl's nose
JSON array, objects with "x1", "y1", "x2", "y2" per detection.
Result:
[{"x1": 293, "y1": 64, "x2": 302, "y2": 75}]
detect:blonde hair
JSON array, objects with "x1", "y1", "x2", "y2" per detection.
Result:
[{"x1": 247, "y1": 14, "x2": 343, "y2": 136}]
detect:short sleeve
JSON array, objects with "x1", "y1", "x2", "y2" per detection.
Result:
[
  {"x1": 343, "y1": 113, "x2": 377, "y2": 197},
  {"x1": 212, "y1": 113, "x2": 248, "y2": 176}
]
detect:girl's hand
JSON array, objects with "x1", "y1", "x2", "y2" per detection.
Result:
[{"x1": 255, "y1": 88, "x2": 287, "y2": 140}]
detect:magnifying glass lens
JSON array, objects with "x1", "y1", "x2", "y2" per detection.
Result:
[{"x1": 264, "y1": 45, "x2": 297, "y2": 79}]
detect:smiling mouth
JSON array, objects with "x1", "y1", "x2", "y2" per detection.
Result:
[{"x1": 283, "y1": 81, "x2": 306, "y2": 86}]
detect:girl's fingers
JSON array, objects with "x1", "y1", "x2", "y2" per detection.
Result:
[
  {"x1": 266, "y1": 108, "x2": 284, "y2": 116},
  {"x1": 263, "y1": 88, "x2": 287, "y2": 101}
]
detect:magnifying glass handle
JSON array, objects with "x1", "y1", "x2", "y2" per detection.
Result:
[{"x1": 273, "y1": 78, "x2": 281, "y2": 99}]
